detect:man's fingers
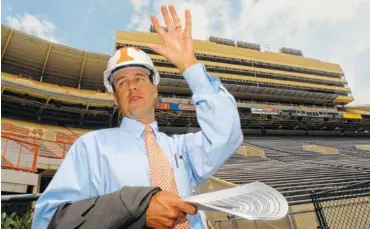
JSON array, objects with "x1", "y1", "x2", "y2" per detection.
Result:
[
  {"x1": 150, "y1": 15, "x2": 166, "y2": 38},
  {"x1": 177, "y1": 201, "x2": 197, "y2": 215},
  {"x1": 184, "y1": 9, "x2": 192, "y2": 37},
  {"x1": 169, "y1": 5, "x2": 182, "y2": 30},
  {"x1": 167, "y1": 209, "x2": 185, "y2": 220},
  {"x1": 163, "y1": 219, "x2": 175, "y2": 229},
  {"x1": 178, "y1": 211, "x2": 186, "y2": 219},
  {"x1": 161, "y1": 5, "x2": 175, "y2": 31},
  {"x1": 147, "y1": 43, "x2": 166, "y2": 56}
]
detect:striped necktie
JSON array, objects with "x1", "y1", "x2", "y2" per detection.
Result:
[{"x1": 144, "y1": 125, "x2": 190, "y2": 229}]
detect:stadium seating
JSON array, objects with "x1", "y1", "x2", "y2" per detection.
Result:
[
  {"x1": 213, "y1": 136, "x2": 370, "y2": 205},
  {"x1": 285, "y1": 137, "x2": 370, "y2": 159},
  {"x1": 149, "y1": 24, "x2": 168, "y2": 33},
  {"x1": 209, "y1": 36, "x2": 235, "y2": 47},
  {"x1": 236, "y1": 41, "x2": 261, "y2": 51},
  {"x1": 279, "y1": 47, "x2": 304, "y2": 57},
  {"x1": 38, "y1": 141, "x2": 66, "y2": 158}
]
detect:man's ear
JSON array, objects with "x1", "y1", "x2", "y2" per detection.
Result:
[
  {"x1": 113, "y1": 92, "x2": 119, "y2": 106},
  {"x1": 153, "y1": 85, "x2": 158, "y2": 99}
]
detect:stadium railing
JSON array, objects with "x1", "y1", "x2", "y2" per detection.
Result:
[
  {"x1": 1, "y1": 122, "x2": 77, "y2": 172},
  {"x1": 1, "y1": 134, "x2": 39, "y2": 173}
]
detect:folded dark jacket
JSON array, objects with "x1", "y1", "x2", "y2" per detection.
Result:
[{"x1": 47, "y1": 186, "x2": 161, "y2": 229}]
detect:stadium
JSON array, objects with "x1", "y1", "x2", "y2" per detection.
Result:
[{"x1": 1, "y1": 23, "x2": 370, "y2": 228}]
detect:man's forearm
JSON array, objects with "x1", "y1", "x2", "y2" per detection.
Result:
[
  {"x1": 179, "y1": 63, "x2": 243, "y2": 185},
  {"x1": 47, "y1": 186, "x2": 161, "y2": 229}
]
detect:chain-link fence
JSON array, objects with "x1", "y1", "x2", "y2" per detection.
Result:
[{"x1": 311, "y1": 180, "x2": 370, "y2": 229}]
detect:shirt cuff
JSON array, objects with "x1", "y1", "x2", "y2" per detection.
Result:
[{"x1": 183, "y1": 63, "x2": 214, "y2": 95}]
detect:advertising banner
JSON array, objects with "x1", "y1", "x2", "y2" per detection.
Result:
[
  {"x1": 251, "y1": 108, "x2": 279, "y2": 115},
  {"x1": 154, "y1": 102, "x2": 171, "y2": 110},
  {"x1": 179, "y1": 104, "x2": 196, "y2": 111},
  {"x1": 170, "y1": 103, "x2": 180, "y2": 111}
]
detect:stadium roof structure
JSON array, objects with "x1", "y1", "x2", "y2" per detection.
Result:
[
  {"x1": 346, "y1": 105, "x2": 370, "y2": 111},
  {"x1": 1, "y1": 24, "x2": 109, "y2": 91}
]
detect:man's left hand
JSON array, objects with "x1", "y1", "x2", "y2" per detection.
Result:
[{"x1": 147, "y1": 5, "x2": 197, "y2": 73}]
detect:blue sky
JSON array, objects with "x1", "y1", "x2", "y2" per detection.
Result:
[
  {"x1": 1, "y1": 0, "x2": 138, "y2": 54},
  {"x1": 1, "y1": 0, "x2": 370, "y2": 105}
]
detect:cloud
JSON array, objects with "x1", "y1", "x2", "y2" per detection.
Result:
[
  {"x1": 230, "y1": 0, "x2": 370, "y2": 105},
  {"x1": 150, "y1": 0, "x2": 231, "y2": 40},
  {"x1": 6, "y1": 14, "x2": 59, "y2": 43},
  {"x1": 128, "y1": 0, "x2": 151, "y2": 31},
  {"x1": 128, "y1": 0, "x2": 370, "y2": 105},
  {"x1": 127, "y1": 0, "x2": 229, "y2": 39}
]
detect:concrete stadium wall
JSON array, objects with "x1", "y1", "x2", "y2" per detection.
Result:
[
  {"x1": 289, "y1": 203, "x2": 317, "y2": 229},
  {"x1": 303, "y1": 144, "x2": 339, "y2": 154},
  {"x1": 37, "y1": 157, "x2": 62, "y2": 170},
  {"x1": 1, "y1": 169, "x2": 38, "y2": 193},
  {"x1": 237, "y1": 145, "x2": 265, "y2": 157},
  {"x1": 355, "y1": 145, "x2": 370, "y2": 151}
]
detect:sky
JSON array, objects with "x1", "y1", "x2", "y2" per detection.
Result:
[{"x1": 1, "y1": 0, "x2": 369, "y2": 105}]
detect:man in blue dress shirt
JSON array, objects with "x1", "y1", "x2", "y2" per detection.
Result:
[{"x1": 32, "y1": 5, "x2": 243, "y2": 229}]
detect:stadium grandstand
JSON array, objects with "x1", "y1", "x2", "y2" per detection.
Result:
[{"x1": 1, "y1": 23, "x2": 370, "y2": 228}]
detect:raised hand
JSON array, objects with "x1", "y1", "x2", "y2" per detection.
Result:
[{"x1": 147, "y1": 5, "x2": 197, "y2": 73}]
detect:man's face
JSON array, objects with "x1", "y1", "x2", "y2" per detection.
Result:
[{"x1": 113, "y1": 68, "x2": 158, "y2": 119}]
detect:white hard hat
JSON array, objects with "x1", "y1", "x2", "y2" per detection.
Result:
[{"x1": 103, "y1": 47, "x2": 160, "y2": 93}]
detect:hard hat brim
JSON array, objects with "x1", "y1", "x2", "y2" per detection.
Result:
[
  {"x1": 109, "y1": 65, "x2": 154, "y2": 85},
  {"x1": 104, "y1": 61, "x2": 160, "y2": 93}
]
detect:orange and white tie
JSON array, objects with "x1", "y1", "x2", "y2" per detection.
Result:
[{"x1": 144, "y1": 125, "x2": 190, "y2": 229}]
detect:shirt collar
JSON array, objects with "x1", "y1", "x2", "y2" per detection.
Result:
[{"x1": 119, "y1": 117, "x2": 160, "y2": 140}]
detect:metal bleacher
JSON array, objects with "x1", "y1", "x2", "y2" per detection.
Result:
[
  {"x1": 287, "y1": 137, "x2": 370, "y2": 158},
  {"x1": 246, "y1": 137, "x2": 370, "y2": 169},
  {"x1": 214, "y1": 136, "x2": 370, "y2": 205}
]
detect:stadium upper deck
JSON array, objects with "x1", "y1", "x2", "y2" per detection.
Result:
[
  {"x1": 116, "y1": 30, "x2": 353, "y2": 105},
  {"x1": 1, "y1": 24, "x2": 353, "y2": 106},
  {"x1": 2, "y1": 24, "x2": 369, "y2": 132}
]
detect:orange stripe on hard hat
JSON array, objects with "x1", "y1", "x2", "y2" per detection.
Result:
[{"x1": 116, "y1": 47, "x2": 140, "y2": 64}]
